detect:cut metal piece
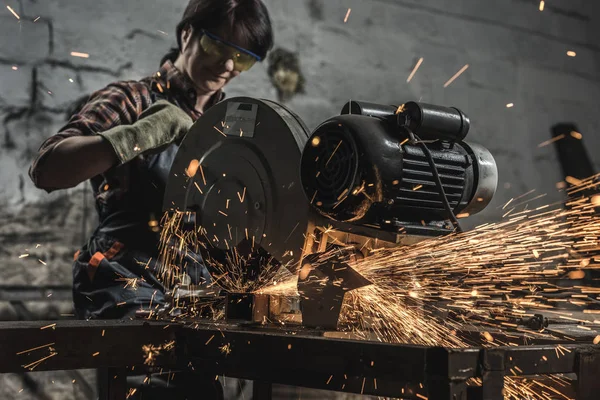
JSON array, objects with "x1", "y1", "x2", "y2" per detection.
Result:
[{"x1": 225, "y1": 293, "x2": 269, "y2": 323}]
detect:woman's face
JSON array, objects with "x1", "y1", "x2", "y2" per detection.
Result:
[{"x1": 180, "y1": 26, "x2": 251, "y2": 94}]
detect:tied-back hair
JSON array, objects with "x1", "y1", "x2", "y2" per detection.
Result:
[
  {"x1": 160, "y1": 47, "x2": 180, "y2": 66},
  {"x1": 160, "y1": 0, "x2": 274, "y2": 67}
]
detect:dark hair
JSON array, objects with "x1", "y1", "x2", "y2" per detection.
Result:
[
  {"x1": 161, "y1": 0, "x2": 273, "y2": 66},
  {"x1": 160, "y1": 48, "x2": 180, "y2": 65}
]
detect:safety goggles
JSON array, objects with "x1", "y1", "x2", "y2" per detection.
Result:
[{"x1": 200, "y1": 30, "x2": 261, "y2": 72}]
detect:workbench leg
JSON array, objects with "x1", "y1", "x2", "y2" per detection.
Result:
[
  {"x1": 252, "y1": 380, "x2": 272, "y2": 400},
  {"x1": 426, "y1": 378, "x2": 469, "y2": 399},
  {"x1": 576, "y1": 348, "x2": 600, "y2": 400},
  {"x1": 480, "y1": 371, "x2": 504, "y2": 400},
  {"x1": 466, "y1": 386, "x2": 484, "y2": 400},
  {"x1": 480, "y1": 349, "x2": 505, "y2": 400},
  {"x1": 97, "y1": 367, "x2": 128, "y2": 400}
]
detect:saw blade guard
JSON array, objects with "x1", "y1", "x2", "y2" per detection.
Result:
[{"x1": 163, "y1": 97, "x2": 312, "y2": 270}]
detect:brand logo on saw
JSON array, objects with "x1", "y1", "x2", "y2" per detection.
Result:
[{"x1": 226, "y1": 116, "x2": 252, "y2": 122}]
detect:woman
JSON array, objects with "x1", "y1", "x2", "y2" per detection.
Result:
[
  {"x1": 30, "y1": 1, "x2": 273, "y2": 397},
  {"x1": 30, "y1": 0, "x2": 273, "y2": 320}
]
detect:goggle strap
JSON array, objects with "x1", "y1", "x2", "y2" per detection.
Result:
[{"x1": 202, "y1": 30, "x2": 261, "y2": 62}]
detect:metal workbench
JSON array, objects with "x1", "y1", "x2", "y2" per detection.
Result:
[{"x1": 0, "y1": 319, "x2": 599, "y2": 399}]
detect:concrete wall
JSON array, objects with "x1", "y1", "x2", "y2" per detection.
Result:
[{"x1": 0, "y1": 0, "x2": 598, "y2": 282}]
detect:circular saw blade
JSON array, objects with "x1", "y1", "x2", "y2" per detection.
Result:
[{"x1": 163, "y1": 97, "x2": 312, "y2": 269}]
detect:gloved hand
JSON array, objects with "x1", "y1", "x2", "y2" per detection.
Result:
[{"x1": 98, "y1": 100, "x2": 193, "y2": 165}]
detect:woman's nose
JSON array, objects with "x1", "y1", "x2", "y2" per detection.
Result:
[{"x1": 223, "y1": 59, "x2": 235, "y2": 72}]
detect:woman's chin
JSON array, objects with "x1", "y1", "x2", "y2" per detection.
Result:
[
  {"x1": 208, "y1": 79, "x2": 225, "y2": 89},
  {"x1": 196, "y1": 80, "x2": 224, "y2": 94}
]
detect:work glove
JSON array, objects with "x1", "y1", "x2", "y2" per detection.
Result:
[{"x1": 98, "y1": 100, "x2": 193, "y2": 165}]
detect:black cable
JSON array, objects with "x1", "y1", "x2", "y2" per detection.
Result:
[{"x1": 404, "y1": 128, "x2": 463, "y2": 233}]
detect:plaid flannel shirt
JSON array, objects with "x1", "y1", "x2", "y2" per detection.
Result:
[{"x1": 29, "y1": 60, "x2": 224, "y2": 194}]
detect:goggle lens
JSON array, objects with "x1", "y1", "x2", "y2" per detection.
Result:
[{"x1": 200, "y1": 33, "x2": 258, "y2": 72}]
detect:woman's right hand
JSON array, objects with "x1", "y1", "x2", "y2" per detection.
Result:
[
  {"x1": 30, "y1": 100, "x2": 193, "y2": 191},
  {"x1": 98, "y1": 100, "x2": 193, "y2": 165}
]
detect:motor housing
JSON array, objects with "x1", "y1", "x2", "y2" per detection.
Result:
[{"x1": 300, "y1": 101, "x2": 498, "y2": 232}]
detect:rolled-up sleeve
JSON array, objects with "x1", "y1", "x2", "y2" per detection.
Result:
[{"x1": 29, "y1": 81, "x2": 153, "y2": 191}]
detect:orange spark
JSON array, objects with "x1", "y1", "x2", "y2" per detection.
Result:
[
  {"x1": 70, "y1": 51, "x2": 90, "y2": 58},
  {"x1": 443, "y1": 64, "x2": 469, "y2": 88},
  {"x1": 343, "y1": 8, "x2": 351, "y2": 23},
  {"x1": 6, "y1": 5, "x2": 19, "y2": 19},
  {"x1": 407, "y1": 58, "x2": 423, "y2": 83}
]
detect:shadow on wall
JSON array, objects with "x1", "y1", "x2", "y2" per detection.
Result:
[{"x1": 267, "y1": 48, "x2": 306, "y2": 103}]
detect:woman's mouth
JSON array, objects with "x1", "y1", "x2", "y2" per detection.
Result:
[{"x1": 207, "y1": 70, "x2": 226, "y2": 81}]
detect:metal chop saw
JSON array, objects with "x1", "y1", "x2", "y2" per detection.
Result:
[{"x1": 161, "y1": 98, "x2": 498, "y2": 329}]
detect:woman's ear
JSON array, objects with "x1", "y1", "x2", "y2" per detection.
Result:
[{"x1": 181, "y1": 25, "x2": 193, "y2": 51}]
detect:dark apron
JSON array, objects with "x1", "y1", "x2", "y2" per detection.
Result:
[
  {"x1": 71, "y1": 127, "x2": 222, "y2": 399},
  {"x1": 72, "y1": 142, "x2": 213, "y2": 319}
]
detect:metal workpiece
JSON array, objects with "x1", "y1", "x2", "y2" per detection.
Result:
[
  {"x1": 265, "y1": 294, "x2": 303, "y2": 325},
  {"x1": 223, "y1": 292, "x2": 302, "y2": 325},
  {"x1": 225, "y1": 292, "x2": 270, "y2": 323}
]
